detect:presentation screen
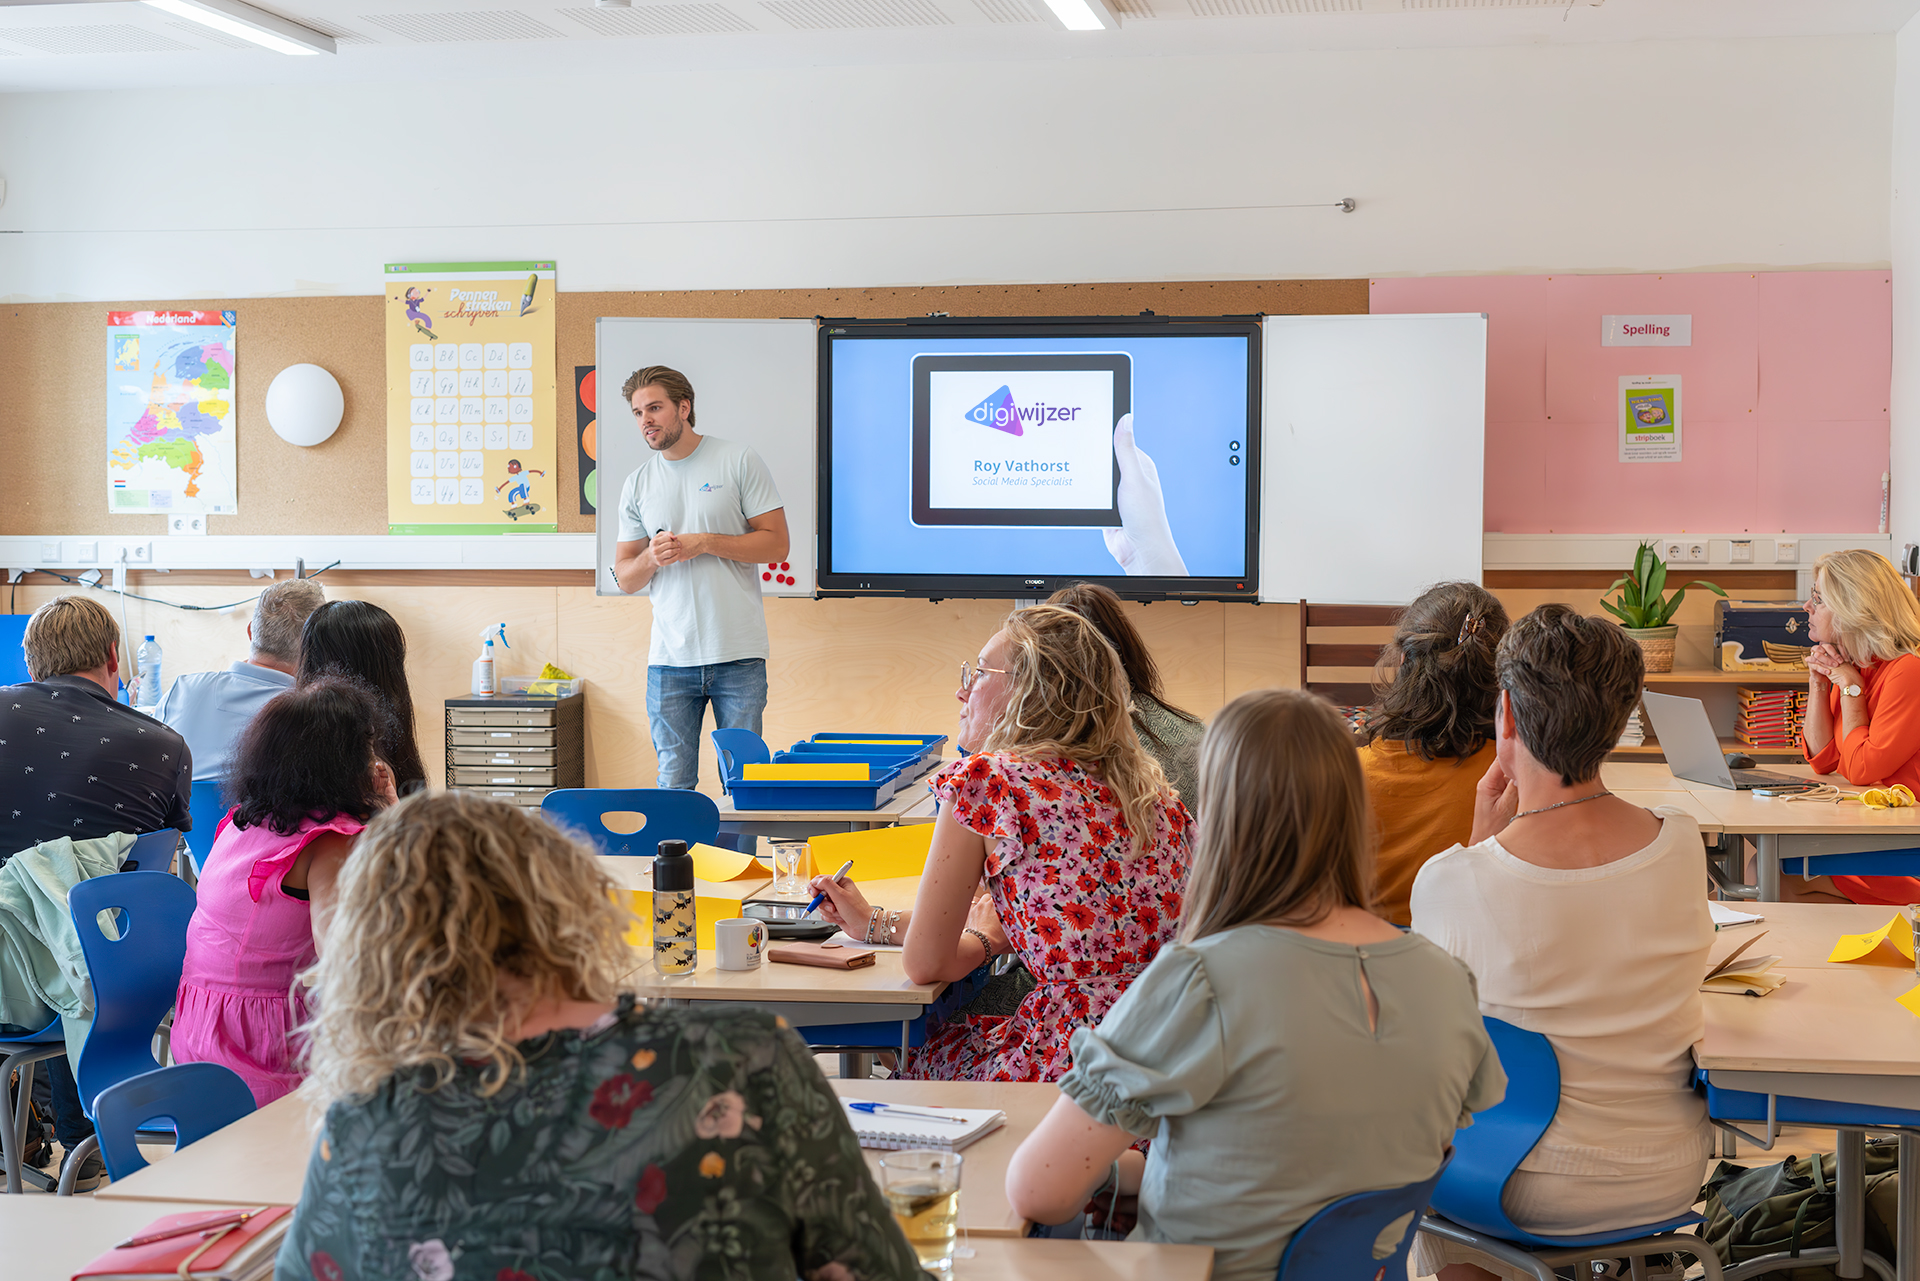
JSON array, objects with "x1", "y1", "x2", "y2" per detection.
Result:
[{"x1": 819, "y1": 317, "x2": 1260, "y2": 600}]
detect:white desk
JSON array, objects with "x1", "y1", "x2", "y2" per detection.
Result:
[
  {"x1": 1697, "y1": 902, "x2": 1920, "y2": 1281},
  {"x1": 0, "y1": 1194, "x2": 281, "y2": 1279},
  {"x1": 956, "y1": 1236, "x2": 1213, "y2": 1279},
  {"x1": 1603, "y1": 762, "x2": 1920, "y2": 900}
]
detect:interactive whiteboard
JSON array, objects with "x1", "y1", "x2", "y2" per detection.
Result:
[
  {"x1": 1261, "y1": 313, "x2": 1486, "y2": 604},
  {"x1": 594, "y1": 318, "x2": 816, "y2": 597}
]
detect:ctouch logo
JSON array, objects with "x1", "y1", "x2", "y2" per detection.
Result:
[{"x1": 967, "y1": 385, "x2": 1023, "y2": 437}]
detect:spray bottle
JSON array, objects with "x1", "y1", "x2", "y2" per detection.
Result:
[
  {"x1": 652, "y1": 839, "x2": 697, "y2": 975},
  {"x1": 471, "y1": 623, "x2": 510, "y2": 697}
]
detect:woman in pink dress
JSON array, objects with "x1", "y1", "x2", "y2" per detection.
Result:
[
  {"x1": 811, "y1": 604, "x2": 1193, "y2": 1082},
  {"x1": 172, "y1": 677, "x2": 398, "y2": 1105}
]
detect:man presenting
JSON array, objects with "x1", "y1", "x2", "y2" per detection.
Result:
[{"x1": 612, "y1": 365, "x2": 787, "y2": 790}]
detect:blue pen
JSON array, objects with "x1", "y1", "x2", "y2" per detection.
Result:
[
  {"x1": 846, "y1": 1101, "x2": 965, "y2": 1124},
  {"x1": 806, "y1": 860, "x2": 855, "y2": 913}
]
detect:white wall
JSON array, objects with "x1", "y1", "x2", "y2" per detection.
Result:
[
  {"x1": 1894, "y1": 18, "x2": 1920, "y2": 553},
  {"x1": 0, "y1": 33, "x2": 1894, "y2": 302}
]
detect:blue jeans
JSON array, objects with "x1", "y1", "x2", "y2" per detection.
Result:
[{"x1": 646, "y1": 659, "x2": 767, "y2": 790}]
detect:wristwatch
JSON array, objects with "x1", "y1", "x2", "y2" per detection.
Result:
[{"x1": 1840, "y1": 682, "x2": 1863, "y2": 698}]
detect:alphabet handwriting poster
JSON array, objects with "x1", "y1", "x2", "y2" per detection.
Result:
[{"x1": 385, "y1": 261, "x2": 557, "y2": 533}]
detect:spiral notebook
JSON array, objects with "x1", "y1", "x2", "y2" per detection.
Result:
[{"x1": 842, "y1": 1098, "x2": 1006, "y2": 1152}]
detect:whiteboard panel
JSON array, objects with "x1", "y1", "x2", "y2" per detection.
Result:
[
  {"x1": 594, "y1": 318, "x2": 816, "y2": 597},
  {"x1": 1260, "y1": 314, "x2": 1486, "y2": 604}
]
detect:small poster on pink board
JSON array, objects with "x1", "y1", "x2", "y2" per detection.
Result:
[{"x1": 1620, "y1": 374, "x2": 1681, "y2": 462}]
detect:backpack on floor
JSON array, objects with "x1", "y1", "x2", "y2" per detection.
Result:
[{"x1": 1701, "y1": 1140, "x2": 1901, "y2": 1281}]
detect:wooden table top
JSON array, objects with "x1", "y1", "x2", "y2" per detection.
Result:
[
  {"x1": 0, "y1": 1195, "x2": 281, "y2": 1278},
  {"x1": 955, "y1": 1237, "x2": 1214, "y2": 1280},
  {"x1": 1612, "y1": 789, "x2": 1727, "y2": 833},
  {"x1": 622, "y1": 944, "x2": 942, "y2": 1004},
  {"x1": 713, "y1": 779, "x2": 938, "y2": 825},
  {"x1": 1604, "y1": 762, "x2": 1920, "y2": 837},
  {"x1": 1699, "y1": 902, "x2": 1920, "y2": 1076},
  {"x1": 96, "y1": 1091, "x2": 317, "y2": 1207},
  {"x1": 831, "y1": 1077, "x2": 1060, "y2": 1238}
]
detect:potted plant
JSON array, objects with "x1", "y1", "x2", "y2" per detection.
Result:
[{"x1": 1600, "y1": 542, "x2": 1727, "y2": 674}]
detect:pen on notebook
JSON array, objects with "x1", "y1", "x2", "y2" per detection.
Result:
[
  {"x1": 117, "y1": 1208, "x2": 263, "y2": 1249},
  {"x1": 847, "y1": 1101, "x2": 968, "y2": 1124},
  {"x1": 807, "y1": 860, "x2": 854, "y2": 913}
]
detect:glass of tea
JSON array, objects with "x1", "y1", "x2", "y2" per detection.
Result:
[{"x1": 878, "y1": 1148, "x2": 962, "y2": 1272}]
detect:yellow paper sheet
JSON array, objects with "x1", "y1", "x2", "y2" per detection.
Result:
[
  {"x1": 690, "y1": 842, "x2": 772, "y2": 882},
  {"x1": 807, "y1": 822, "x2": 935, "y2": 881},
  {"x1": 1898, "y1": 984, "x2": 1920, "y2": 1020},
  {"x1": 1828, "y1": 911, "x2": 1917, "y2": 963},
  {"x1": 620, "y1": 891, "x2": 749, "y2": 950},
  {"x1": 742, "y1": 762, "x2": 870, "y2": 781}
]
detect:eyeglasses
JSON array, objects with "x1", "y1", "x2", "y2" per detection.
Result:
[
  {"x1": 959, "y1": 661, "x2": 1010, "y2": 693},
  {"x1": 1807, "y1": 589, "x2": 1825, "y2": 610}
]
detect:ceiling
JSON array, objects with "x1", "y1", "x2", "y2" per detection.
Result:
[{"x1": 0, "y1": 0, "x2": 1915, "y2": 91}]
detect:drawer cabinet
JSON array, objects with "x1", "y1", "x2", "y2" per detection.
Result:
[{"x1": 443, "y1": 692, "x2": 584, "y2": 813}]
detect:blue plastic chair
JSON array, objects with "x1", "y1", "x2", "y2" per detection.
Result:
[
  {"x1": 0, "y1": 1012, "x2": 64, "y2": 1193},
  {"x1": 541, "y1": 788, "x2": 720, "y2": 856},
  {"x1": 1416, "y1": 1017, "x2": 1725, "y2": 1281},
  {"x1": 124, "y1": 828, "x2": 180, "y2": 876},
  {"x1": 709, "y1": 729, "x2": 770, "y2": 794},
  {"x1": 1780, "y1": 850, "x2": 1920, "y2": 881},
  {"x1": 58, "y1": 871, "x2": 198, "y2": 1194},
  {"x1": 181, "y1": 780, "x2": 230, "y2": 878},
  {"x1": 92, "y1": 1063, "x2": 256, "y2": 1181},
  {"x1": 1275, "y1": 1154, "x2": 1451, "y2": 1281}
]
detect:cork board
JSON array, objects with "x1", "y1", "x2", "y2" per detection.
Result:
[{"x1": 2, "y1": 279, "x2": 1366, "y2": 538}]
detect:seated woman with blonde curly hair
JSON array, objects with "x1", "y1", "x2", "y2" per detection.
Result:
[{"x1": 276, "y1": 791, "x2": 921, "y2": 1281}]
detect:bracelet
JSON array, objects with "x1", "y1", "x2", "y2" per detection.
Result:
[
  {"x1": 864, "y1": 906, "x2": 885, "y2": 944},
  {"x1": 964, "y1": 927, "x2": 995, "y2": 961}
]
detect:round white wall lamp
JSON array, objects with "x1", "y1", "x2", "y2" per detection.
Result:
[{"x1": 264, "y1": 363, "x2": 344, "y2": 446}]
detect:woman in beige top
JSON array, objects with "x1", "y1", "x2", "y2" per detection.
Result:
[
  {"x1": 1006, "y1": 688, "x2": 1504, "y2": 1281},
  {"x1": 1411, "y1": 604, "x2": 1714, "y2": 1281}
]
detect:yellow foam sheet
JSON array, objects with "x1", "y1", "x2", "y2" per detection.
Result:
[
  {"x1": 807, "y1": 822, "x2": 935, "y2": 881},
  {"x1": 619, "y1": 893, "x2": 750, "y2": 950},
  {"x1": 690, "y1": 842, "x2": 771, "y2": 883},
  {"x1": 1828, "y1": 911, "x2": 1917, "y2": 963},
  {"x1": 742, "y1": 762, "x2": 870, "y2": 781},
  {"x1": 1901, "y1": 985, "x2": 1920, "y2": 1020}
]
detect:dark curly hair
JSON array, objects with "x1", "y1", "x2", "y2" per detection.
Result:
[
  {"x1": 1363, "y1": 581, "x2": 1508, "y2": 761},
  {"x1": 229, "y1": 676, "x2": 393, "y2": 836}
]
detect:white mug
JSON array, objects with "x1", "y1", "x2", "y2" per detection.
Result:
[{"x1": 715, "y1": 918, "x2": 768, "y2": 971}]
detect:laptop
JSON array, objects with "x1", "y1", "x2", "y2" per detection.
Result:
[{"x1": 1639, "y1": 691, "x2": 1812, "y2": 791}]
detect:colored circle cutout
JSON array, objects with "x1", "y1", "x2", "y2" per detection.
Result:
[
  {"x1": 579, "y1": 368, "x2": 597, "y2": 412},
  {"x1": 582, "y1": 418, "x2": 597, "y2": 462},
  {"x1": 584, "y1": 468, "x2": 598, "y2": 508}
]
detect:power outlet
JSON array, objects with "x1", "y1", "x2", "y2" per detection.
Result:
[
  {"x1": 1686, "y1": 542, "x2": 1707, "y2": 563},
  {"x1": 1776, "y1": 539, "x2": 1799, "y2": 564},
  {"x1": 38, "y1": 541, "x2": 60, "y2": 564},
  {"x1": 118, "y1": 541, "x2": 152, "y2": 564},
  {"x1": 1662, "y1": 538, "x2": 1687, "y2": 563},
  {"x1": 1729, "y1": 539, "x2": 1754, "y2": 563},
  {"x1": 168, "y1": 515, "x2": 206, "y2": 536}
]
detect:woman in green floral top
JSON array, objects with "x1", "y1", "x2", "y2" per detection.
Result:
[{"x1": 276, "y1": 792, "x2": 922, "y2": 1281}]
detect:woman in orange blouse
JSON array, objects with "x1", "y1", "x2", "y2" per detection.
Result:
[
  {"x1": 1800, "y1": 549, "x2": 1920, "y2": 905},
  {"x1": 1357, "y1": 581, "x2": 1509, "y2": 925}
]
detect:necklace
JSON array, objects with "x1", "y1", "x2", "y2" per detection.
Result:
[{"x1": 1512, "y1": 790, "x2": 1611, "y2": 820}]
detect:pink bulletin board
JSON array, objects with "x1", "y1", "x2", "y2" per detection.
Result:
[{"x1": 1369, "y1": 271, "x2": 1890, "y2": 533}]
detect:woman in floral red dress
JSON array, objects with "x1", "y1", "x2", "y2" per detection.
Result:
[{"x1": 810, "y1": 604, "x2": 1193, "y2": 1082}]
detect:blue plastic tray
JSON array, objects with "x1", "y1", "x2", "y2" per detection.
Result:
[
  {"x1": 805, "y1": 732, "x2": 948, "y2": 772},
  {"x1": 726, "y1": 767, "x2": 908, "y2": 811}
]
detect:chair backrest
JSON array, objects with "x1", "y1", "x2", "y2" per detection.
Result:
[
  {"x1": 1276, "y1": 1154, "x2": 1453, "y2": 1281},
  {"x1": 182, "y1": 780, "x2": 230, "y2": 872},
  {"x1": 709, "y1": 729, "x2": 770, "y2": 792},
  {"x1": 540, "y1": 788, "x2": 720, "y2": 856},
  {"x1": 124, "y1": 828, "x2": 180, "y2": 874},
  {"x1": 1298, "y1": 602, "x2": 1403, "y2": 711},
  {"x1": 1428, "y1": 1016, "x2": 1560, "y2": 1241},
  {"x1": 69, "y1": 871, "x2": 198, "y2": 1117},
  {"x1": 92, "y1": 1062, "x2": 256, "y2": 1180}
]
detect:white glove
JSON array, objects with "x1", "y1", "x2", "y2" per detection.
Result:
[{"x1": 1102, "y1": 413, "x2": 1189, "y2": 577}]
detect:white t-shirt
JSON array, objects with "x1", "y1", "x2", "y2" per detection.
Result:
[
  {"x1": 1410, "y1": 807, "x2": 1714, "y2": 1180},
  {"x1": 617, "y1": 434, "x2": 783, "y2": 668}
]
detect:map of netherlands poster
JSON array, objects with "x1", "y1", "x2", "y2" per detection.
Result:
[
  {"x1": 107, "y1": 310, "x2": 237, "y2": 516},
  {"x1": 385, "y1": 261, "x2": 558, "y2": 534}
]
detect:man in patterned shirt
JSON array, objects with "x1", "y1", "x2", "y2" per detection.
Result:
[{"x1": 0, "y1": 594, "x2": 192, "y2": 1189}]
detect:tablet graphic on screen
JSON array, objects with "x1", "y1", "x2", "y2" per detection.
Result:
[{"x1": 910, "y1": 353, "x2": 1129, "y2": 527}]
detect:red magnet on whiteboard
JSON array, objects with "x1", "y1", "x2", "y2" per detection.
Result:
[
  {"x1": 763, "y1": 572, "x2": 772, "y2": 581},
  {"x1": 780, "y1": 562, "x2": 790, "y2": 571}
]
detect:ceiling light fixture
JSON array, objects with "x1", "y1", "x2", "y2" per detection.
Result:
[
  {"x1": 143, "y1": 0, "x2": 336, "y2": 54},
  {"x1": 1035, "y1": 0, "x2": 1118, "y2": 31}
]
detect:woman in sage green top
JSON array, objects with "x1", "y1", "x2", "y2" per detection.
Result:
[
  {"x1": 1007, "y1": 689, "x2": 1505, "y2": 1281},
  {"x1": 1049, "y1": 583, "x2": 1205, "y2": 806},
  {"x1": 277, "y1": 792, "x2": 921, "y2": 1281}
]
